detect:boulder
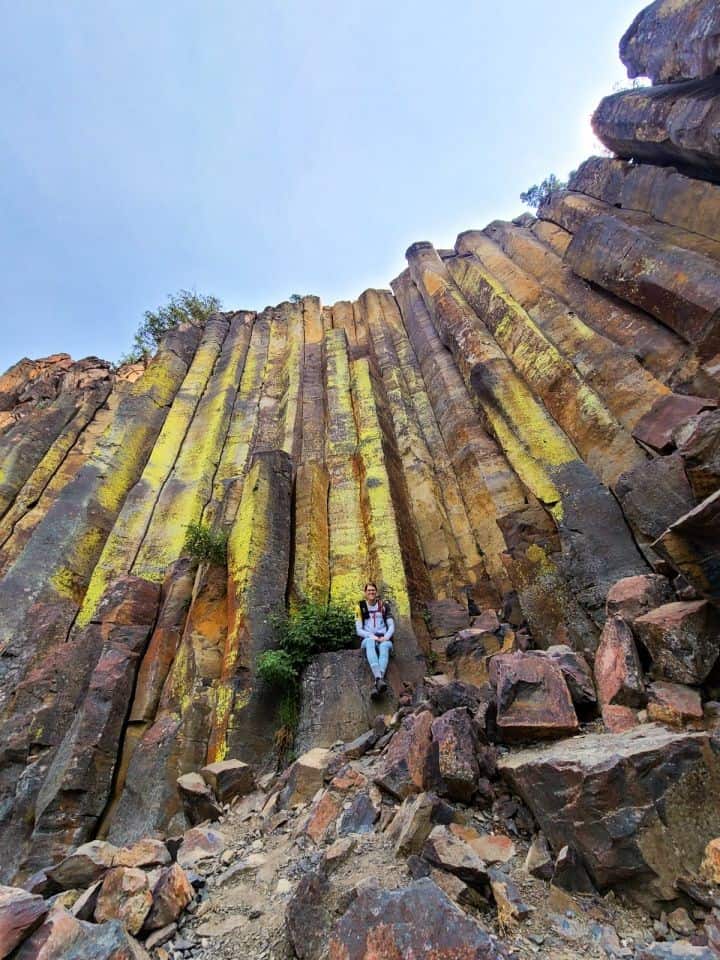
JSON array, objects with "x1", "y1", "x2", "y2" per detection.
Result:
[
  {"x1": 323, "y1": 837, "x2": 356, "y2": 873},
  {"x1": 304, "y1": 791, "x2": 343, "y2": 845},
  {"x1": 647, "y1": 682, "x2": 703, "y2": 727},
  {"x1": 594, "y1": 617, "x2": 645, "y2": 707},
  {"x1": 47, "y1": 840, "x2": 118, "y2": 891},
  {"x1": 0, "y1": 886, "x2": 47, "y2": 957},
  {"x1": 525, "y1": 834, "x2": 553, "y2": 880},
  {"x1": 12, "y1": 907, "x2": 150, "y2": 959},
  {"x1": 606, "y1": 575, "x2": 674, "y2": 622},
  {"x1": 634, "y1": 600, "x2": 720, "y2": 684},
  {"x1": 493, "y1": 652, "x2": 578, "y2": 741},
  {"x1": 431, "y1": 707, "x2": 483, "y2": 802},
  {"x1": 388, "y1": 793, "x2": 438, "y2": 857},
  {"x1": 280, "y1": 749, "x2": 331, "y2": 807},
  {"x1": 545, "y1": 645, "x2": 596, "y2": 708},
  {"x1": 374, "y1": 711, "x2": 439, "y2": 800},
  {"x1": 601, "y1": 704, "x2": 639, "y2": 733},
  {"x1": 114, "y1": 839, "x2": 171, "y2": 870},
  {"x1": 620, "y1": 0, "x2": 720, "y2": 84},
  {"x1": 295, "y1": 652, "x2": 393, "y2": 754},
  {"x1": 614, "y1": 454, "x2": 696, "y2": 549},
  {"x1": 285, "y1": 869, "x2": 332, "y2": 960},
  {"x1": 632, "y1": 396, "x2": 717, "y2": 454},
  {"x1": 94, "y1": 867, "x2": 152, "y2": 936},
  {"x1": 499, "y1": 725, "x2": 720, "y2": 900},
  {"x1": 636, "y1": 943, "x2": 715, "y2": 960},
  {"x1": 425, "y1": 599, "x2": 470, "y2": 638},
  {"x1": 421, "y1": 825, "x2": 488, "y2": 887},
  {"x1": 200, "y1": 760, "x2": 255, "y2": 804},
  {"x1": 175, "y1": 826, "x2": 225, "y2": 871},
  {"x1": 448, "y1": 824, "x2": 515, "y2": 864},
  {"x1": 676, "y1": 408, "x2": 720, "y2": 501},
  {"x1": 654, "y1": 490, "x2": 720, "y2": 602},
  {"x1": 446, "y1": 628, "x2": 515, "y2": 686},
  {"x1": 337, "y1": 793, "x2": 380, "y2": 836},
  {"x1": 176, "y1": 773, "x2": 222, "y2": 826},
  {"x1": 488, "y1": 869, "x2": 531, "y2": 924},
  {"x1": 551, "y1": 845, "x2": 596, "y2": 895},
  {"x1": 327, "y1": 878, "x2": 501, "y2": 959},
  {"x1": 144, "y1": 864, "x2": 193, "y2": 931}
]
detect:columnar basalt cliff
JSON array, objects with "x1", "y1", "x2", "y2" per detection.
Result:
[{"x1": 2, "y1": 4, "x2": 720, "y2": 954}]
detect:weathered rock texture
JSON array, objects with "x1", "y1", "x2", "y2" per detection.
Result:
[{"x1": 2, "y1": 0, "x2": 720, "y2": 887}]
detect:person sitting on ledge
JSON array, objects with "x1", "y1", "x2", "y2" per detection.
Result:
[{"x1": 355, "y1": 581, "x2": 394, "y2": 698}]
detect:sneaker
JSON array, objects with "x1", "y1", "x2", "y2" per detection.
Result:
[{"x1": 375, "y1": 677, "x2": 387, "y2": 696}]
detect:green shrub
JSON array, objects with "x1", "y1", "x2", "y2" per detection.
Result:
[
  {"x1": 519, "y1": 173, "x2": 568, "y2": 211},
  {"x1": 122, "y1": 290, "x2": 221, "y2": 363},
  {"x1": 257, "y1": 649, "x2": 297, "y2": 688},
  {"x1": 184, "y1": 521, "x2": 229, "y2": 565},
  {"x1": 258, "y1": 599, "x2": 355, "y2": 754}
]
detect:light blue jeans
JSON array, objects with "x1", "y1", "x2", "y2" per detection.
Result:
[{"x1": 361, "y1": 637, "x2": 393, "y2": 678}]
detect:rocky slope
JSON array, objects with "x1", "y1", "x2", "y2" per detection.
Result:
[{"x1": 2, "y1": 0, "x2": 720, "y2": 956}]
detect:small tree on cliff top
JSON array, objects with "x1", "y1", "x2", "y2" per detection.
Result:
[
  {"x1": 123, "y1": 289, "x2": 221, "y2": 363},
  {"x1": 519, "y1": 173, "x2": 567, "y2": 210}
]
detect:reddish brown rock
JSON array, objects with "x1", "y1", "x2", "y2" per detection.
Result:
[
  {"x1": 647, "y1": 682, "x2": 703, "y2": 727},
  {"x1": 279, "y1": 748, "x2": 331, "y2": 807},
  {"x1": 499, "y1": 725, "x2": 720, "y2": 899},
  {"x1": 488, "y1": 868, "x2": 532, "y2": 923},
  {"x1": 13, "y1": 907, "x2": 150, "y2": 959},
  {"x1": 634, "y1": 600, "x2": 720, "y2": 683},
  {"x1": 606, "y1": 575, "x2": 674, "y2": 622},
  {"x1": 633, "y1": 395, "x2": 717, "y2": 454},
  {"x1": 594, "y1": 617, "x2": 645, "y2": 707},
  {"x1": 525, "y1": 834, "x2": 553, "y2": 880},
  {"x1": 387, "y1": 793, "x2": 438, "y2": 857},
  {"x1": 114, "y1": 839, "x2": 171, "y2": 870},
  {"x1": 592, "y1": 78, "x2": 720, "y2": 183},
  {"x1": 47, "y1": 840, "x2": 118, "y2": 891},
  {"x1": 448, "y1": 824, "x2": 515, "y2": 864},
  {"x1": 200, "y1": 759, "x2": 255, "y2": 804},
  {"x1": 0, "y1": 886, "x2": 47, "y2": 957},
  {"x1": 94, "y1": 867, "x2": 152, "y2": 936},
  {"x1": 493, "y1": 652, "x2": 578, "y2": 741},
  {"x1": 305, "y1": 791, "x2": 343, "y2": 844},
  {"x1": 26, "y1": 577, "x2": 161, "y2": 866},
  {"x1": 676, "y1": 408, "x2": 720, "y2": 500},
  {"x1": 545, "y1": 646, "x2": 596, "y2": 708},
  {"x1": 176, "y1": 773, "x2": 222, "y2": 826},
  {"x1": 654, "y1": 489, "x2": 720, "y2": 601},
  {"x1": 175, "y1": 826, "x2": 226, "y2": 871},
  {"x1": 421, "y1": 825, "x2": 489, "y2": 887},
  {"x1": 374, "y1": 711, "x2": 440, "y2": 800},
  {"x1": 431, "y1": 707, "x2": 484, "y2": 802},
  {"x1": 144, "y1": 863, "x2": 193, "y2": 931},
  {"x1": 285, "y1": 869, "x2": 332, "y2": 960},
  {"x1": 620, "y1": 0, "x2": 720, "y2": 84},
  {"x1": 327, "y1": 878, "x2": 501, "y2": 959},
  {"x1": 601, "y1": 704, "x2": 640, "y2": 733}
]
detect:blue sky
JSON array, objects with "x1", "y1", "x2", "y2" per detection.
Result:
[{"x1": 0, "y1": 1, "x2": 645, "y2": 372}]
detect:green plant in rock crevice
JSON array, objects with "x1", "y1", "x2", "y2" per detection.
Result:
[
  {"x1": 258, "y1": 598, "x2": 355, "y2": 757},
  {"x1": 183, "y1": 521, "x2": 229, "y2": 565}
]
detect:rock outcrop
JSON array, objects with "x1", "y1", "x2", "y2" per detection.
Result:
[{"x1": 1, "y1": 17, "x2": 720, "y2": 960}]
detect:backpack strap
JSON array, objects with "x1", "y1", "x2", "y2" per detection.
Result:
[{"x1": 358, "y1": 599, "x2": 369, "y2": 621}]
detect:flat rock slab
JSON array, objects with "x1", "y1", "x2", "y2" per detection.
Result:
[
  {"x1": 499, "y1": 725, "x2": 720, "y2": 898},
  {"x1": 620, "y1": 0, "x2": 720, "y2": 84},
  {"x1": 327, "y1": 878, "x2": 503, "y2": 959},
  {"x1": 654, "y1": 490, "x2": 720, "y2": 602}
]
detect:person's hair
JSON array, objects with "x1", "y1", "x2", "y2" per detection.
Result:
[{"x1": 364, "y1": 581, "x2": 378, "y2": 592}]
